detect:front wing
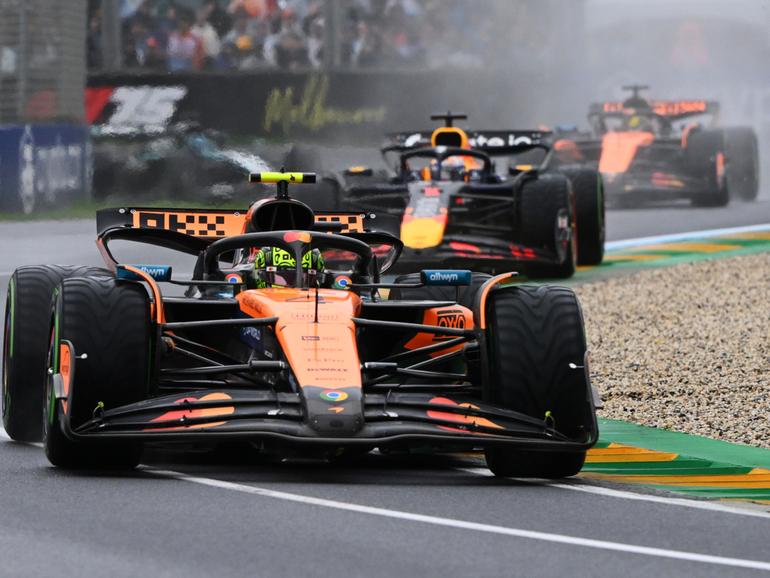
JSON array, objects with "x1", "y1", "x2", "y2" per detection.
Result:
[
  {"x1": 391, "y1": 235, "x2": 566, "y2": 274},
  {"x1": 57, "y1": 388, "x2": 597, "y2": 452}
]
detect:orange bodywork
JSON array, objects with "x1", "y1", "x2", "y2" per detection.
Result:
[
  {"x1": 59, "y1": 343, "x2": 72, "y2": 397},
  {"x1": 404, "y1": 305, "x2": 473, "y2": 355},
  {"x1": 237, "y1": 288, "x2": 362, "y2": 388},
  {"x1": 122, "y1": 264, "x2": 165, "y2": 324},
  {"x1": 598, "y1": 131, "x2": 655, "y2": 175},
  {"x1": 554, "y1": 138, "x2": 584, "y2": 162},
  {"x1": 475, "y1": 273, "x2": 516, "y2": 330},
  {"x1": 428, "y1": 396, "x2": 503, "y2": 433},
  {"x1": 146, "y1": 392, "x2": 235, "y2": 431},
  {"x1": 59, "y1": 342, "x2": 73, "y2": 414},
  {"x1": 128, "y1": 208, "x2": 366, "y2": 238}
]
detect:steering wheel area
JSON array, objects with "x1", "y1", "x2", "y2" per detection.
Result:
[{"x1": 399, "y1": 146, "x2": 493, "y2": 180}]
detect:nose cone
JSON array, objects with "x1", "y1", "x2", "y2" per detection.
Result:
[{"x1": 599, "y1": 131, "x2": 654, "y2": 175}]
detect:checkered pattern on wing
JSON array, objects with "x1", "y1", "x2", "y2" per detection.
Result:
[{"x1": 314, "y1": 214, "x2": 365, "y2": 233}]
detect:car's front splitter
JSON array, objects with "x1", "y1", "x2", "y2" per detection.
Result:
[{"x1": 58, "y1": 388, "x2": 597, "y2": 453}]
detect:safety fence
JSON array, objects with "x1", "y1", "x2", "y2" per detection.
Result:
[{"x1": 0, "y1": 0, "x2": 90, "y2": 213}]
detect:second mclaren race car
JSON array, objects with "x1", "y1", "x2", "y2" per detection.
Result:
[{"x1": 552, "y1": 85, "x2": 759, "y2": 207}]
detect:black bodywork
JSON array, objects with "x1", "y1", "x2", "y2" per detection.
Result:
[{"x1": 325, "y1": 130, "x2": 572, "y2": 274}]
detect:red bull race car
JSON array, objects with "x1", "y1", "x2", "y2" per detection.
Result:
[
  {"x1": 552, "y1": 85, "x2": 759, "y2": 207},
  {"x1": 2, "y1": 172, "x2": 598, "y2": 477},
  {"x1": 318, "y1": 113, "x2": 605, "y2": 279}
]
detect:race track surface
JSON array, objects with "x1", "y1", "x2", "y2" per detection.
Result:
[{"x1": 2, "y1": 200, "x2": 770, "y2": 577}]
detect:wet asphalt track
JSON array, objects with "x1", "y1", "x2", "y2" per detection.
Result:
[{"x1": 1, "y1": 199, "x2": 770, "y2": 577}]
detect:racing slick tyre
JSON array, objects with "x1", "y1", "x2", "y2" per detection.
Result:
[
  {"x1": 390, "y1": 272, "x2": 492, "y2": 309},
  {"x1": 482, "y1": 285, "x2": 593, "y2": 478},
  {"x1": 43, "y1": 277, "x2": 150, "y2": 469},
  {"x1": 2, "y1": 265, "x2": 110, "y2": 442},
  {"x1": 518, "y1": 174, "x2": 576, "y2": 279},
  {"x1": 686, "y1": 130, "x2": 729, "y2": 207},
  {"x1": 560, "y1": 166, "x2": 605, "y2": 266},
  {"x1": 724, "y1": 127, "x2": 759, "y2": 201}
]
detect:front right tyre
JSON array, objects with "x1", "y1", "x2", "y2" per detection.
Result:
[
  {"x1": 44, "y1": 276, "x2": 151, "y2": 469},
  {"x1": 481, "y1": 284, "x2": 596, "y2": 478}
]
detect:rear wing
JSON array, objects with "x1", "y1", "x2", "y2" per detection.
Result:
[
  {"x1": 386, "y1": 130, "x2": 552, "y2": 155},
  {"x1": 96, "y1": 207, "x2": 371, "y2": 238},
  {"x1": 589, "y1": 100, "x2": 719, "y2": 119}
]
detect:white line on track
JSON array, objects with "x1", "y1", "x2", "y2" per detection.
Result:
[
  {"x1": 143, "y1": 467, "x2": 770, "y2": 572},
  {"x1": 3, "y1": 426, "x2": 770, "y2": 569},
  {"x1": 605, "y1": 222, "x2": 770, "y2": 250},
  {"x1": 457, "y1": 467, "x2": 770, "y2": 521}
]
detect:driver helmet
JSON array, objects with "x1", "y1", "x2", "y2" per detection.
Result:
[
  {"x1": 250, "y1": 246, "x2": 324, "y2": 289},
  {"x1": 625, "y1": 114, "x2": 652, "y2": 132}
]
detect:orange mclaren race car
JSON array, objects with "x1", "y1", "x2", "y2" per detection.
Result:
[
  {"x1": 2, "y1": 172, "x2": 597, "y2": 477},
  {"x1": 552, "y1": 85, "x2": 759, "y2": 207},
  {"x1": 319, "y1": 113, "x2": 605, "y2": 279}
]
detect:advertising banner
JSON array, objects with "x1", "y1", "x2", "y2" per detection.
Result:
[
  {"x1": 0, "y1": 124, "x2": 91, "y2": 213},
  {"x1": 86, "y1": 71, "x2": 510, "y2": 141}
]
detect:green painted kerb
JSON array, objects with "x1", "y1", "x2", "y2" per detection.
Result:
[{"x1": 598, "y1": 418, "x2": 770, "y2": 470}]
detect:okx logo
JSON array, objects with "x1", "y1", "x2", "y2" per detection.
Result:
[{"x1": 434, "y1": 308, "x2": 466, "y2": 342}]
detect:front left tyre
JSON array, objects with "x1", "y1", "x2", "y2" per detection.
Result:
[
  {"x1": 3, "y1": 266, "x2": 109, "y2": 442},
  {"x1": 44, "y1": 276, "x2": 151, "y2": 469}
]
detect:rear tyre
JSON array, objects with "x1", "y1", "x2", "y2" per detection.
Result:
[
  {"x1": 2, "y1": 266, "x2": 110, "y2": 442},
  {"x1": 518, "y1": 174, "x2": 576, "y2": 279},
  {"x1": 724, "y1": 127, "x2": 759, "y2": 201},
  {"x1": 482, "y1": 285, "x2": 594, "y2": 478},
  {"x1": 686, "y1": 130, "x2": 729, "y2": 207},
  {"x1": 560, "y1": 167, "x2": 605, "y2": 265},
  {"x1": 43, "y1": 277, "x2": 150, "y2": 469}
]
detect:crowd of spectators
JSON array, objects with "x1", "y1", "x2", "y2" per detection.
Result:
[{"x1": 87, "y1": 0, "x2": 505, "y2": 71}]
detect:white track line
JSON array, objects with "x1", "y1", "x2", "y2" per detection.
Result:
[
  {"x1": 143, "y1": 467, "x2": 770, "y2": 571},
  {"x1": 605, "y1": 222, "x2": 770, "y2": 250},
  {"x1": 6, "y1": 429, "x2": 770, "y2": 572},
  {"x1": 457, "y1": 467, "x2": 770, "y2": 521}
]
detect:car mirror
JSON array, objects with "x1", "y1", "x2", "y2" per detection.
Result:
[{"x1": 420, "y1": 269, "x2": 471, "y2": 286}]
